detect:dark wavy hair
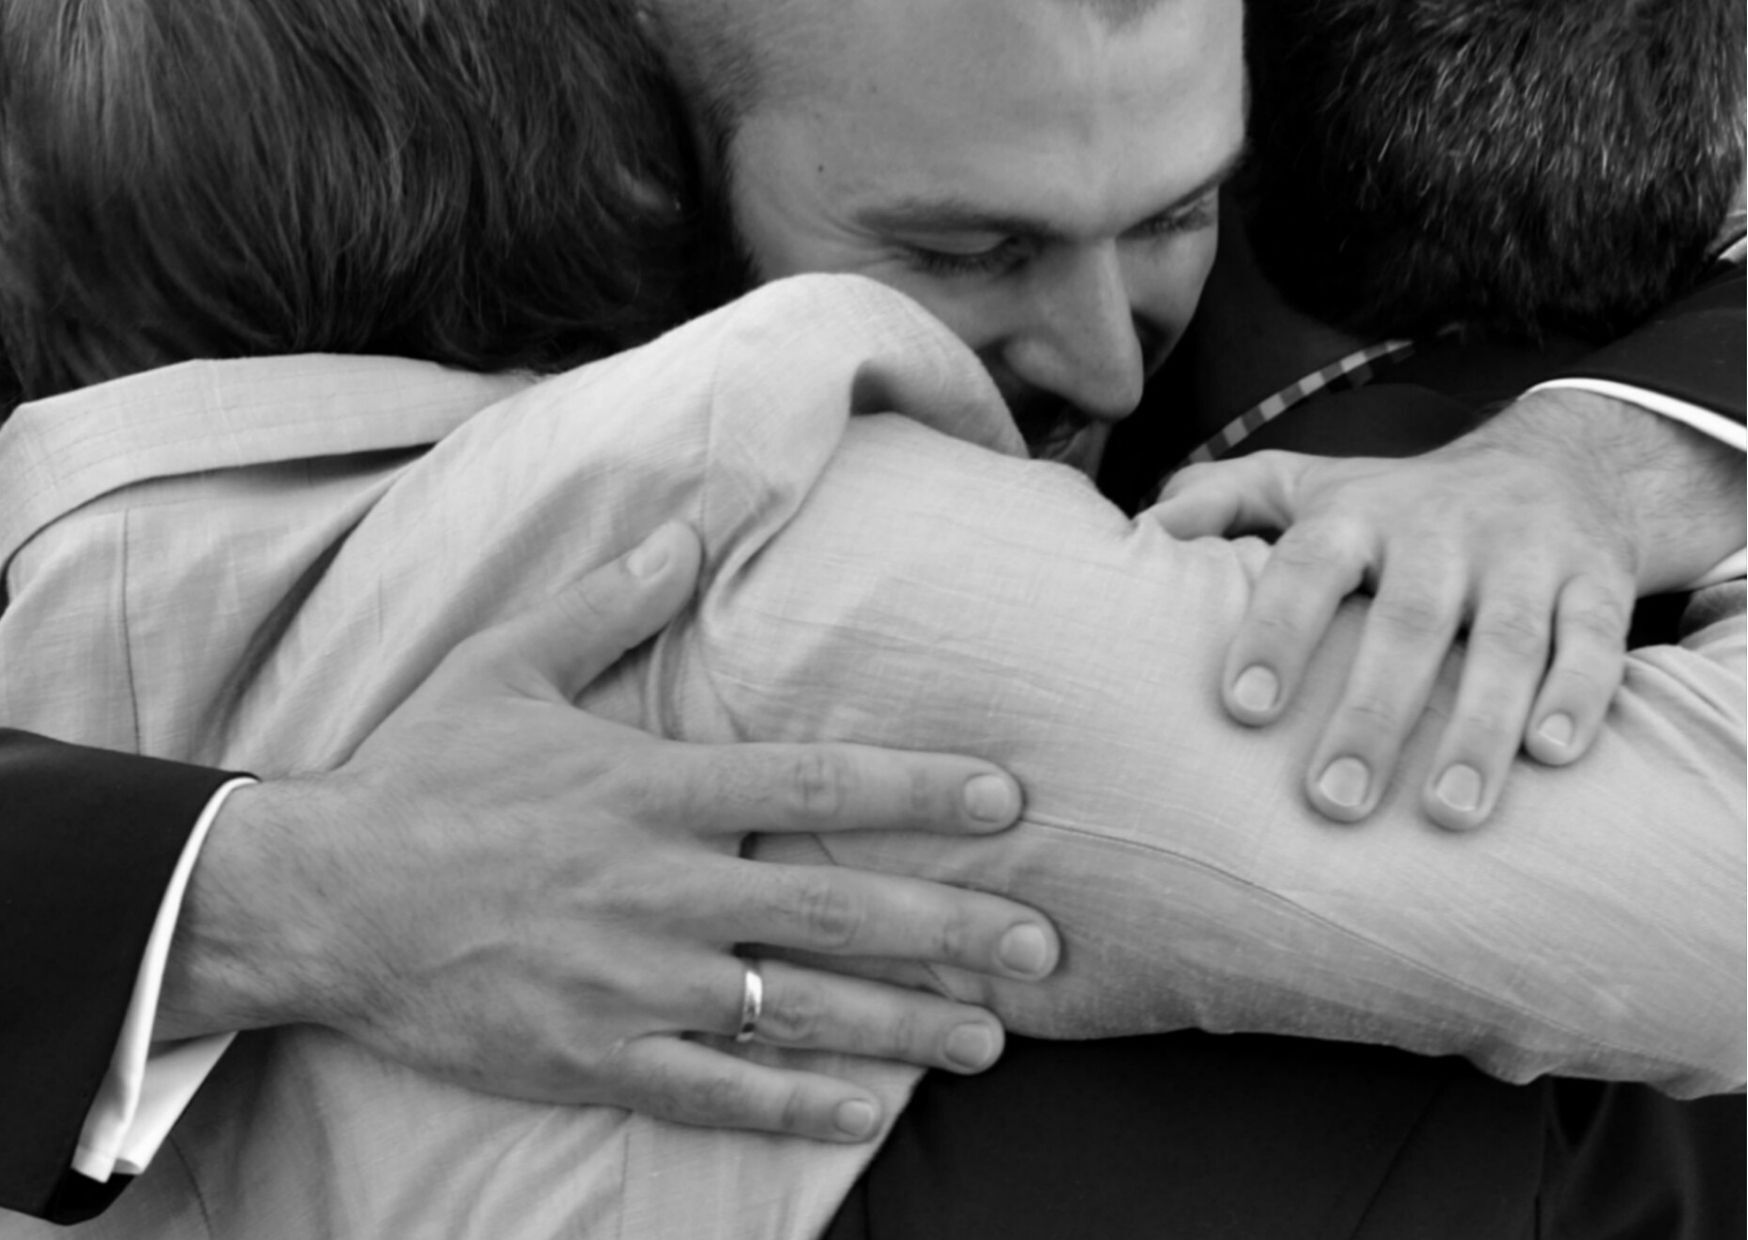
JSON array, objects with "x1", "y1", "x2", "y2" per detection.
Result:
[
  {"x1": 0, "y1": 0, "x2": 721, "y2": 401},
  {"x1": 1240, "y1": 0, "x2": 1745, "y2": 344}
]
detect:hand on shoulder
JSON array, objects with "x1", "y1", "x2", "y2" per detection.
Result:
[
  {"x1": 1148, "y1": 388, "x2": 1743, "y2": 829},
  {"x1": 159, "y1": 523, "x2": 1059, "y2": 1142}
]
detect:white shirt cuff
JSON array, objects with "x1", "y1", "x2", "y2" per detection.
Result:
[
  {"x1": 72, "y1": 778, "x2": 251, "y2": 1182},
  {"x1": 1528, "y1": 378, "x2": 1748, "y2": 452},
  {"x1": 1528, "y1": 379, "x2": 1747, "y2": 589}
]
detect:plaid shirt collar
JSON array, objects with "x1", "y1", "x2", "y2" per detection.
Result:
[{"x1": 1143, "y1": 336, "x2": 1416, "y2": 504}]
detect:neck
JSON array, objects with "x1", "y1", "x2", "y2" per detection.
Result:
[{"x1": 1187, "y1": 210, "x2": 1370, "y2": 436}]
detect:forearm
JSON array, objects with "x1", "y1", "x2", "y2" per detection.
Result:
[
  {"x1": 154, "y1": 777, "x2": 355, "y2": 1041},
  {"x1": 1469, "y1": 386, "x2": 1746, "y2": 595},
  {"x1": 1519, "y1": 261, "x2": 1747, "y2": 591},
  {"x1": 697, "y1": 415, "x2": 1744, "y2": 1094}
]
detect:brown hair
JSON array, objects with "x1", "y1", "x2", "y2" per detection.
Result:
[{"x1": 0, "y1": 0, "x2": 717, "y2": 401}]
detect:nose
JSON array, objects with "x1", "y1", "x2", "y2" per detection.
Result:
[{"x1": 1000, "y1": 244, "x2": 1147, "y2": 423}]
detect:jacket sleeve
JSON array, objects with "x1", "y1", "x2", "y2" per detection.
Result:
[
  {"x1": 0, "y1": 731, "x2": 238, "y2": 1223},
  {"x1": 1550, "y1": 264, "x2": 1747, "y2": 428}
]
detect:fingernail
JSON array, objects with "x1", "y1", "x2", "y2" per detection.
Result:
[
  {"x1": 1231, "y1": 665, "x2": 1279, "y2": 714},
  {"x1": 1434, "y1": 763, "x2": 1483, "y2": 814},
  {"x1": 626, "y1": 524, "x2": 677, "y2": 578},
  {"x1": 1537, "y1": 712, "x2": 1575, "y2": 748},
  {"x1": 963, "y1": 773, "x2": 1019, "y2": 823},
  {"x1": 1317, "y1": 757, "x2": 1370, "y2": 810},
  {"x1": 998, "y1": 924, "x2": 1051, "y2": 977},
  {"x1": 945, "y1": 1023, "x2": 998, "y2": 1071},
  {"x1": 835, "y1": 1098, "x2": 878, "y2": 1138}
]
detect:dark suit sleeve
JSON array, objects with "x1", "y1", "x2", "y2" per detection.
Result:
[
  {"x1": 0, "y1": 730, "x2": 243, "y2": 1224},
  {"x1": 1551, "y1": 264, "x2": 1747, "y2": 427}
]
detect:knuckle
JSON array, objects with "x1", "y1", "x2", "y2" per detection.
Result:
[
  {"x1": 538, "y1": 579, "x2": 624, "y2": 650},
  {"x1": 1471, "y1": 601, "x2": 1550, "y2": 659},
  {"x1": 774, "y1": 1082, "x2": 813, "y2": 1135},
  {"x1": 684, "y1": 1070, "x2": 747, "y2": 1124},
  {"x1": 881, "y1": 1004, "x2": 922, "y2": 1060},
  {"x1": 1562, "y1": 595, "x2": 1631, "y2": 644},
  {"x1": 663, "y1": 748, "x2": 768, "y2": 825},
  {"x1": 905, "y1": 764, "x2": 941, "y2": 823},
  {"x1": 786, "y1": 876, "x2": 864, "y2": 949},
  {"x1": 607, "y1": 758, "x2": 697, "y2": 828},
  {"x1": 760, "y1": 978, "x2": 829, "y2": 1045},
  {"x1": 1340, "y1": 693, "x2": 1402, "y2": 737},
  {"x1": 1544, "y1": 657, "x2": 1622, "y2": 703},
  {"x1": 1271, "y1": 524, "x2": 1353, "y2": 574},
  {"x1": 789, "y1": 750, "x2": 852, "y2": 819},
  {"x1": 567, "y1": 576, "x2": 620, "y2": 628},
  {"x1": 929, "y1": 907, "x2": 974, "y2": 965},
  {"x1": 1243, "y1": 605, "x2": 1313, "y2": 646},
  {"x1": 1452, "y1": 706, "x2": 1513, "y2": 749},
  {"x1": 1373, "y1": 588, "x2": 1450, "y2": 639}
]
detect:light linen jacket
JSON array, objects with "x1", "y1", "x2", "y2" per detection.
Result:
[{"x1": 1, "y1": 276, "x2": 1741, "y2": 1240}]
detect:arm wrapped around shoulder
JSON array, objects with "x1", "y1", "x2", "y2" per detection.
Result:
[{"x1": 658, "y1": 292, "x2": 1745, "y2": 1095}]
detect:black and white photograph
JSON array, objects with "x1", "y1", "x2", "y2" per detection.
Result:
[{"x1": 2, "y1": 1, "x2": 1743, "y2": 1236}]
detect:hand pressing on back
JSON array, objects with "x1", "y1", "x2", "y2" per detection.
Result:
[
  {"x1": 1149, "y1": 388, "x2": 1744, "y2": 829},
  {"x1": 161, "y1": 522, "x2": 1059, "y2": 1143}
]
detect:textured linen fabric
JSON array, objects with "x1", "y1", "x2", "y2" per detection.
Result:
[{"x1": 0, "y1": 275, "x2": 1741, "y2": 1240}]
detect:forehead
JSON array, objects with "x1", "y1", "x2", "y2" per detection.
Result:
[{"x1": 736, "y1": 0, "x2": 1245, "y2": 243}]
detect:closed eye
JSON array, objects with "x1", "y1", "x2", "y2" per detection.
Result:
[
  {"x1": 1129, "y1": 192, "x2": 1219, "y2": 241},
  {"x1": 901, "y1": 236, "x2": 1036, "y2": 279}
]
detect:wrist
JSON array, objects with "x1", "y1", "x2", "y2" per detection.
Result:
[
  {"x1": 156, "y1": 775, "x2": 357, "y2": 1040},
  {"x1": 1477, "y1": 389, "x2": 1745, "y2": 596}
]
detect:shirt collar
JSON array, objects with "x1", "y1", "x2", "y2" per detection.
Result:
[
  {"x1": 1143, "y1": 337, "x2": 1416, "y2": 505},
  {"x1": 0, "y1": 354, "x2": 528, "y2": 569}
]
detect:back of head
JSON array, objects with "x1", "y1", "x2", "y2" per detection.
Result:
[
  {"x1": 1240, "y1": 0, "x2": 1745, "y2": 344},
  {"x1": 0, "y1": 0, "x2": 711, "y2": 401}
]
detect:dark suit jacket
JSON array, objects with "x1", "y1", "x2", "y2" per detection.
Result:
[
  {"x1": 4, "y1": 266, "x2": 1742, "y2": 1227},
  {"x1": 0, "y1": 731, "x2": 238, "y2": 1223},
  {"x1": 1556, "y1": 267, "x2": 1746, "y2": 424},
  {"x1": 1103, "y1": 265, "x2": 1748, "y2": 510}
]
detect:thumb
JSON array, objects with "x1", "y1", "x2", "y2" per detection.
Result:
[{"x1": 466, "y1": 521, "x2": 704, "y2": 701}]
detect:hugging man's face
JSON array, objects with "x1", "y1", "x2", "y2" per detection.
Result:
[{"x1": 723, "y1": 0, "x2": 1246, "y2": 475}]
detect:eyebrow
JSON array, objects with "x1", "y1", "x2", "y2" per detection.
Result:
[{"x1": 857, "y1": 138, "x2": 1250, "y2": 242}]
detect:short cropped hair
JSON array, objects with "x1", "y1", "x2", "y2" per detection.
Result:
[
  {"x1": 1240, "y1": 0, "x2": 1745, "y2": 343},
  {"x1": 650, "y1": 0, "x2": 1175, "y2": 162},
  {"x1": 0, "y1": 0, "x2": 711, "y2": 400}
]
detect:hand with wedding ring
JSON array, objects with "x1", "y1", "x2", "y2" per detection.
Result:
[{"x1": 166, "y1": 523, "x2": 1059, "y2": 1143}]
